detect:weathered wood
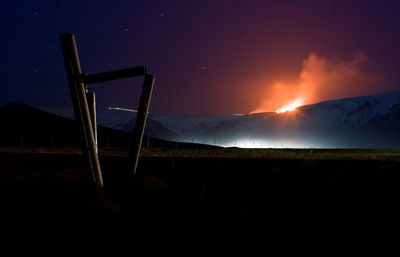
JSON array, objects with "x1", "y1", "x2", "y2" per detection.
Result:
[
  {"x1": 129, "y1": 75, "x2": 155, "y2": 175},
  {"x1": 61, "y1": 32, "x2": 155, "y2": 193},
  {"x1": 87, "y1": 91, "x2": 97, "y2": 145},
  {"x1": 60, "y1": 33, "x2": 105, "y2": 199},
  {"x1": 83, "y1": 66, "x2": 147, "y2": 85}
]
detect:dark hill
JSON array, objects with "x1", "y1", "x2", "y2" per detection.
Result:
[
  {"x1": 119, "y1": 116, "x2": 177, "y2": 141},
  {"x1": 0, "y1": 103, "x2": 219, "y2": 149},
  {"x1": 0, "y1": 103, "x2": 82, "y2": 147}
]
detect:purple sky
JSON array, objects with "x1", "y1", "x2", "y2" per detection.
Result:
[{"x1": 2, "y1": 0, "x2": 400, "y2": 114}]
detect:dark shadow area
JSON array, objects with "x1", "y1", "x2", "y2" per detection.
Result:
[
  {"x1": 1, "y1": 151, "x2": 400, "y2": 241},
  {"x1": 0, "y1": 103, "x2": 218, "y2": 149}
]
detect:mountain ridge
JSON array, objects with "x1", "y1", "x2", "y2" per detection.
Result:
[
  {"x1": 14, "y1": 90, "x2": 400, "y2": 148},
  {"x1": 116, "y1": 90, "x2": 400, "y2": 148}
]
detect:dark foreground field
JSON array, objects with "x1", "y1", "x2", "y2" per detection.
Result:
[{"x1": 1, "y1": 147, "x2": 400, "y2": 252}]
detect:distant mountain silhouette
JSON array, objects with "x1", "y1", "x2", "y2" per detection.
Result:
[
  {"x1": 1, "y1": 103, "x2": 82, "y2": 147},
  {"x1": 0, "y1": 103, "x2": 217, "y2": 148},
  {"x1": 10, "y1": 90, "x2": 400, "y2": 149},
  {"x1": 118, "y1": 116, "x2": 177, "y2": 141}
]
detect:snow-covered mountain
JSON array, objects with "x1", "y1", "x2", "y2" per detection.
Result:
[
  {"x1": 297, "y1": 91, "x2": 400, "y2": 126},
  {"x1": 40, "y1": 90, "x2": 400, "y2": 148},
  {"x1": 197, "y1": 91, "x2": 400, "y2": 148},
  {"x1": 91, "y1": 107, "x2": 244, "y2": 142},
  {"x1": 164, "y1": 91, "x2": 400, "y2": 148}
]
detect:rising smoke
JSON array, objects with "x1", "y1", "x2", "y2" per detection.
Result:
[{"x1": 251, "y1": 51, "x2": 377, "y2": 113}]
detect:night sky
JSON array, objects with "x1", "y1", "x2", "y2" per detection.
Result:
[{"x1": 3, "y1": 0, "x2": 400, "y2": 114}]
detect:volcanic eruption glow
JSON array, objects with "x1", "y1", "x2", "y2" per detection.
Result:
[
  {"x1": 275, "y1": 98, "x2": 303, "y2": 113},
  {"x1": 249, "y1": 52, "x2": 377, "y2": 115}
]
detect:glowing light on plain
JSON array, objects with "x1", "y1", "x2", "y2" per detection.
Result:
[
  {"x1": 175, "y1": 136, "x2": 315, "y2": 149},
  {"x1": 223, "y1": 138, "x2": 312, "y2": 149}
]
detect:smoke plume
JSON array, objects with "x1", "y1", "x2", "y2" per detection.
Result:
[{"x1": 251, "y1": 51, "x2": 377, "y2": 113}]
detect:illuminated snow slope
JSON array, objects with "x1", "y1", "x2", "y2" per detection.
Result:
[
  {"x1": 94, "y1": 90, "x2": 400, "y2": 148},
  {"x1": 297, "y1": 91, "x2": 400, "y2": 126}
]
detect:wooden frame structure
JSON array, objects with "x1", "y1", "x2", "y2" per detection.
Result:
[{"x1": 60, "y1": 33, "x2": 154, "y2": 198}]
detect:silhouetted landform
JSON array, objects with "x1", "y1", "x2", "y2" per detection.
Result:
[
  {"x1": 0, "y1": 103, "x2": 220, "y2": 149},
  {"x1": 119, "y1": 115, "x2": 177, "y2": 141},
  {"x1": 37, "y1": 91, "x2": 400, "y2": 148}
]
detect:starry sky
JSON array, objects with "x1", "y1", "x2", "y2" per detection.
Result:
[{"x1": 2, "y1": 0, "x2": 400, "y2": 114}]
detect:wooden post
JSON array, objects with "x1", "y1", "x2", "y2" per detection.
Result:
[
  {"x1": 87, "y1": 91, "x2": 97, "y2": 145},
  {"x1": 60, "y1": 33, "x2": 105, "y2": 199},
  {"x1": 61, "y1": 32, "x2": 154, "y2": 187},
  {"x1": 129, "y1": 75, "x2": 154, "y2": 175}
]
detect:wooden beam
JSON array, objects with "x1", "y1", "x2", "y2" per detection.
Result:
[
  {"x1": 60, "y1": 33, "x2": 105, "y2": 199},
  {"x1": 129, "y1": 75, "x2": 155, "y2": 175},
  {"x1": 83, "y1": 66, "x2": 147, "y2": 85}
]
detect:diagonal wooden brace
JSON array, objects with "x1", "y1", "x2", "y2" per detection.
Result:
[{"x1": 129, "y1": 75, "x2": 155, "y2": 175}]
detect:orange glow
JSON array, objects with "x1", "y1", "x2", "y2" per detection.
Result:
[
  {"x1": 275, "y1": 98, "x2": 303, "y2": 113},
  {"x1": 249, "y1": 51, "x2": 376, "y2": 115}
]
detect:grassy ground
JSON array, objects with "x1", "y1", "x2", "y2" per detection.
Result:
[
  {"x1": 141, "y1": 147, "x2": 400, "y2": 160},
  {"x1": 1, "y1": 146, "x2": 400, "y2": 251},
  {"x1": 2, "y1": 146, "x2": 400, "y2": 160}
]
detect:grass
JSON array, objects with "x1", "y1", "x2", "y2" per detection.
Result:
[
  {"x1": 1, "y1": 145, "x2": 400, "y2": 240},
  {"x1": 2, "y1": 146, "x2": 400, "y2": 161},
  {"x1": 139, "y1": 147, "x2": 400, "y2": 160}
]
